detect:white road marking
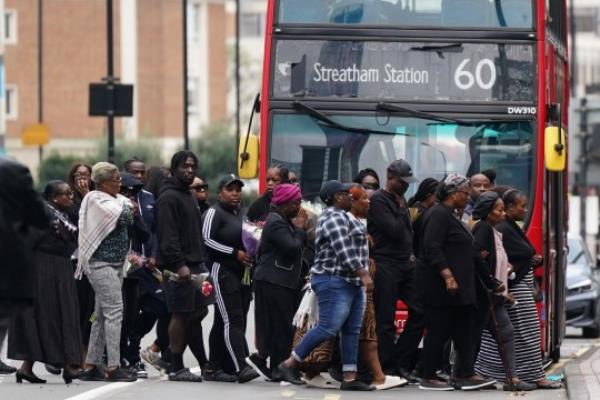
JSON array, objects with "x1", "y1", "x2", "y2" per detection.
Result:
[{"x1": 64, "y1": 367, "x2": 200, "y2": 400}]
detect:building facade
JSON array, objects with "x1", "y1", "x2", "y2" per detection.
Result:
[{"x1": 3, "y1": 0, "x2": 233, "y2": 167}]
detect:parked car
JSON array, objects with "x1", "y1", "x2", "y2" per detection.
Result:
[{"x1": 566, "y1": 235, "x2": 600, "y2": 338}]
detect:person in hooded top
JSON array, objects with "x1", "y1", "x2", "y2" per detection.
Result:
[{"x1": 155, "y1": 151, "x2": 213, "y2": 383}]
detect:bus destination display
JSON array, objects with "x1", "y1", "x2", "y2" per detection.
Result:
[{"x1": 272, "y1": 40, "x2": 535, "y2": 103}]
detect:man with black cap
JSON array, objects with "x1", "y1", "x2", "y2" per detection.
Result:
[
  {"x1": 367, "y1": 159, "x2": 424, "y2": 382},
  {"x1": 156, "y1": 150, "x2": 212, "y2": 382}
]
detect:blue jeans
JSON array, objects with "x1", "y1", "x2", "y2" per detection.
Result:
[{"x1": 292, "y1": 274, "x2": 366, "y2": 372}]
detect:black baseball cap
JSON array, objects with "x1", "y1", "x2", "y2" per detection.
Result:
[
  {"x1": 388, "y1": 159, "x2": 418, "y2": 183},
  {"x1": 319, "y1": 180, "x2": 351, "y2": 203},
  {"x1": 217, "y1": 173, "x2": 245, "y2": 189},
  {"x1": 120, "y1": 172, "x2": 143, "y2": 194}
]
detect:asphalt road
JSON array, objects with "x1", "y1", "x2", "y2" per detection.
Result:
[{"x1": 0, "y1": 309, "x2": 594, "y2": 400}]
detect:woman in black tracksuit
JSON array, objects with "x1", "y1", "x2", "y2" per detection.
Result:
[{"x1": 202, "y1": 174, "x2": 258, "y2": 383}]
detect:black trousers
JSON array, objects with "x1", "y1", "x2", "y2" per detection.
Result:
[
  {"x1": 373, "y1": 260, "x2": 425, "y2": 371},
  {"x1": 75, "y1": 274, "x2": 95, "y2": 347},
  {"x1": 120, "y1": 278, "x2": 140, "y2": 364},
  {"x1": 254, "y1": 281, "x2": 300, "y2": 372},
  {"x1": 209, "y1": 282, "x2": 251, "y2": 373},
  {"x1": 122, "y1": 294, "x2": 170, "y2": 364},
  {"x1": 422, "y1": 305, "x2": 477, "y2": 379}
]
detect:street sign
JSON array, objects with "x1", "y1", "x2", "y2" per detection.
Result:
[
  {"x1": 89, "y1": 83, "x2": 133, "y2": 116},
  {"x1": 21, "y1": 123, "x2": 50, "y2": 146}
]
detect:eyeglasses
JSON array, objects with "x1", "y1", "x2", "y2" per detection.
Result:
[
  {"x1": 362, "y1": 182, "x2": 380, "y2": 191},
  {"x1": 191, "y1": 184, "x2": 208, "y2": 192}
]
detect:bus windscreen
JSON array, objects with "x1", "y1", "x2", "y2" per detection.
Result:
[
  {"x1": 277, "y1": 0, "x2": 533, "y2": 29},
  {"x1": 272, "y1": 40, "x2": 535, "y2": 102},
  {"x1": 269, "y1": 112, "x2": 534, "y2": 203}
]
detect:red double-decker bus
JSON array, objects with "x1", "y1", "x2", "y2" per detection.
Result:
[{"x1": 239, "y1": 0, "x2": 569, "y2": 362}]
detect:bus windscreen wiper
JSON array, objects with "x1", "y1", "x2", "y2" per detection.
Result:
[
  {"x1": 292, "y1": 101, "x2": 410, "y2": 136},
  {"x1": 410, "y1": 43, "x2": 463, "y2": 52},
  {"x1": 376, "y1": 102, "x2": 471, "y2": 125}
]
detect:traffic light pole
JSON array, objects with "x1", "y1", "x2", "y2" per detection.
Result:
[
  {"x1": 106, "y1": 0, "x2": 116, "y2": 163},
  {"x1": 579, "y1": 98, "x2": 588, "y2": 240}
]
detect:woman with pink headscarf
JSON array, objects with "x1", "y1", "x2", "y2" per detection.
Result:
[{"x1": 246, "y1": 184, "x2": 308, "y2": 381}]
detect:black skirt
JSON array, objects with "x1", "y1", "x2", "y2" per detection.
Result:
[{"x1": 8, "y1": 251, "x2": 83, "y2": 365}]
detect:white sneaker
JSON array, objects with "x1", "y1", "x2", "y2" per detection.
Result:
[
  {"x1": 303, "y1": 374, "x2": 341, "y2": 389},
  {"x1": 373, "y1": 375, "x2": 408, "y2": 390},
  {"x1": 140, "y1": 347, "x2": 168, "y2": 373}
]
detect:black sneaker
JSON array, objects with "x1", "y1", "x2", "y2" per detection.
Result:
[
  {"x1": 105, "y1": 367, "x2": 137, "y2": 382},
  {"x1": 276, "y1": 362, "x2": 305, "y2": 385},
  {"x1": 0, "y1": 359, "x2": 17, "y2": 375},
  {"x1": 340, "y1": 379, "x2": 375, "y2": 391},
  {"x1": 128, "y1": 361, "x2": 148, "y2": 379},
  {"x1": 237, "y1": 366, "x2": 259, "y2": 383},
  {"x1": 245, "y1": 354, "x2": 270, "y2": 380},
  {"x1": 79, "y1": 366, "x2": 106, "y2": 381},
  {"x1": 419, "y1": 378, "x2": 454, "y2": 391},
  {"x1": 398, "y1": 367, "x2": 420, "y2": 385},
  {"x1": 168, "y1": 368, "x2": 202, "y2": 382},
  {"x1": 202, "y1": 369, "x2": 237, "y2": 382}
]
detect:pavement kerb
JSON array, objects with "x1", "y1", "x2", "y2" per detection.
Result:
[{"x1": 564, "y1": 343, "x2": 600, "y2": 400}]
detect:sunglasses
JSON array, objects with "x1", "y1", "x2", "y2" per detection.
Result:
[
  {"x1": 362, "y1": 182, "x2": 380, "y2": 191},
  {"x1": 191, "y1": 184, "x2": 208, "y2": 191}
]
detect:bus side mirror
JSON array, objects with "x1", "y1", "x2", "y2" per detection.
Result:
[
  {"x1": 238, "y1": 134, "x2": 259, "y2": 179},
  {"x1": 544, "y1": 126, "x2": 566, "y2": 172}
]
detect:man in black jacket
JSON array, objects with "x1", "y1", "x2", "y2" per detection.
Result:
[
  {"x1": 367, "y1": 159, "x2": 424, "y2": 382},
  {"x1": 156, "y1": 151, "x2": 212, "y2": 382}
]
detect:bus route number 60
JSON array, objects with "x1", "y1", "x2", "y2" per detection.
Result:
[{"x1": 454, "y1": 58, "x2": 497, "y2": 91}]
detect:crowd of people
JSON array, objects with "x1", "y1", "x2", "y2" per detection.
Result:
[{"x1": 0, "y1": 152, "x2": 563, "y2": 392}]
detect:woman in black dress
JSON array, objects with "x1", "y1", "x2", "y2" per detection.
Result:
[
  {"x1": 419, "y1": 174, "x2": 496, "y2": 391},
  {"x1": 9, "y1": 181, "x2": 83, "y2": 384},
  {"x1": 66, "y1": 163, "x2": 95, "y2": 356},
  {"x1": 476, "y1": 189, "x2": 561, "y2": 389}
]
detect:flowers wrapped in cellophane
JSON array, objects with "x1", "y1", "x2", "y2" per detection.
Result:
[{"x1": 241, "y1": 220, "x2": 263, "y2": 286}]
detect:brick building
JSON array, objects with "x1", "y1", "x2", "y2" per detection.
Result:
[{"x1": 3, "y1": 0, "x2": 232, "y2": 166}]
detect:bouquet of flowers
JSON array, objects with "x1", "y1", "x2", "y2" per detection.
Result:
[
  {"x1": 125, "y1": 251, "x2": 145, "y2": 276},
  {"x1": 241, "y1": 220, "x2": 263, "y2": 286},
  {"x1": 162, "y1": 270, "x2": 213, "y2": 297},
  {"x1": 301, "y1": 199, "x2": 324, "y2": 217}
]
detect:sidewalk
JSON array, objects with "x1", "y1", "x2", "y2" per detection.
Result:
[{"x1": 564, "y1": 343, "x2": 600, "y2": 400}]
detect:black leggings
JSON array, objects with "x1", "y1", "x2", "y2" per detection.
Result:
[{"x1": 422, "y1": 305, "x2": 478, "y2": 379}]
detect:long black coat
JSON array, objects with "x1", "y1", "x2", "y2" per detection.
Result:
[
  {"x1": 420, "y1": 203, "x2": 477, "y2": 307},
  {"x1": 0, "y1": 159, "x2": 49, "y2": 313}
]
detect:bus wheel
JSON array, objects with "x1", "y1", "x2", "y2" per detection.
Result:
[{"x1": 582, "y1": 326, "x2": 600, "y2": 338}]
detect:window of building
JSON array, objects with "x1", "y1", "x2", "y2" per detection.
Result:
[
  {"x1": 241, "y1": 12, "x2": 265, "y2": 37},
  {"x1": 5, "y1": 85, "x2": 18, "y2": 120},
  {"x1": 575, "y1": 8, "x2": 598, "y2": 34},
  {"x1": 4, "y1": 9, "x2": 17, "y2": 44}
]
